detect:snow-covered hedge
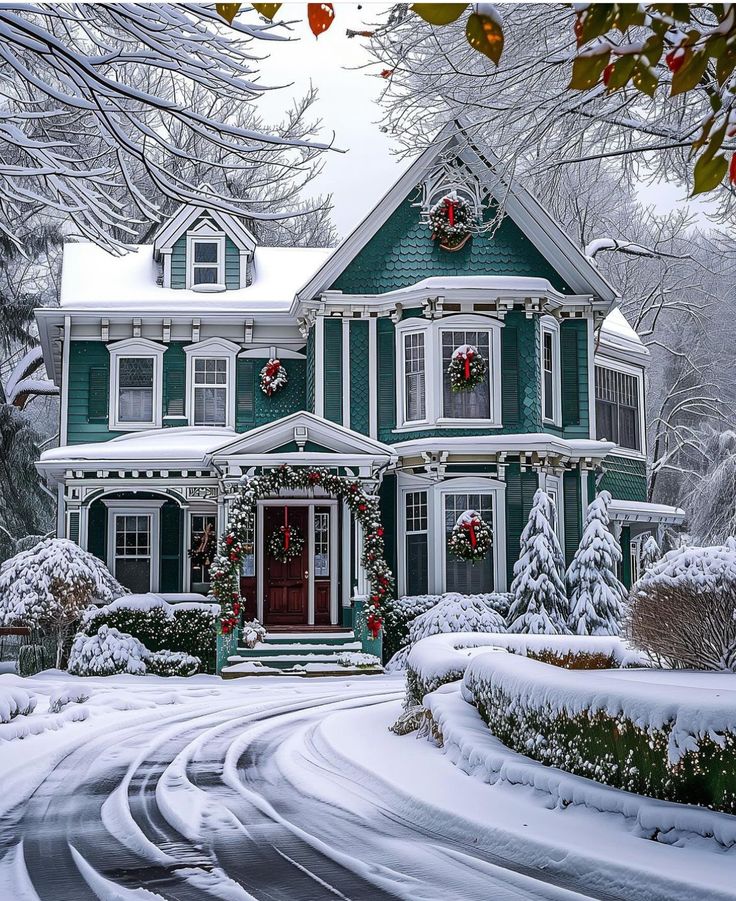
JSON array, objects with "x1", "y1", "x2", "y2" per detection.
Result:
[
  {"x1": 81, "y1": 594, "x2": 218, "y2": 671},
  {"x1": 462, "y1": 653, "x2": 736, "y2": 812},
  {"x1": 68, "y1": 624, "x2": 202, "y2": 677},
  {"x1": 406, "y1": 632, "x2": 645, "y2": 707},
  {"x1": 0, "y1": 686, "x2": 36, "y2": 722}
]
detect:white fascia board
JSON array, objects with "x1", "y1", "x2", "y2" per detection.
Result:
[
  {"x1": 55, "y1": 309, "x2": 302, "y2": 328},
  {"x1": 392, "y1": 434, "x2": 617, "y2": 460},
  {"x1": 34, "y1": 308, "x2": 63, "y2": 385},
  {"x1": 215, "y1": 452, "x2": 397, "y2": 469},
  {"x1": 154, "y1": 202, "x2": 256, "y2": 255},
  {"x1": 608, "y1": 500, "x2": 685, "y2": 524}
]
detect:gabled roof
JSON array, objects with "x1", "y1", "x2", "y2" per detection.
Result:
[
  {"x1": 295, "y1": 118, "x2": 619, "y2": 307},
  {"x1": 153, "y1": 200, "x2": 257, "y2": 255}
]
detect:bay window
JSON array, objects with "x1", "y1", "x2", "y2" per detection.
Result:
[
  {"x1": 403, "y1": 332, "x2": 426, "y2": 423},
  {"x1": 404, "y1": 490, "x2": 429, "y2": 595},
  {"x1": 595, "y1": 364, "x2": 642, "y2": 451}
]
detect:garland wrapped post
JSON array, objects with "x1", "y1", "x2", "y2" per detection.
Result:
[
  {"x1": 210, "y1": 465, "x2": 394, "y2": 642},
  {"x1": 429, "y1": 190, "x2": 473, "y2": 251},
  {"x1": 260, "y1": 358, "x2": 287, "y2": 396},
  {"x1": 448, "y1": 344, "x2": 487, "y2": 392},
  {"x1": 448, "y1": 510, "x2": 493, "y2": 563}
]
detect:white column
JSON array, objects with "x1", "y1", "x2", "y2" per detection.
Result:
[
  {"x1": 368, "y1": 316, "x2": 377, "y2": 438},
  {"x1": 308, "y1": 504, "x2": 315, "y2": 625},
  {"x1": 60, "y1": 314, "x2": 71, "y2": 446},
  {"x1": 256, "y1": 504, "x2": 264, "y2": 622},
  {"x1": 330, "y1": 504, "x2": 339, "y2": 625},
  {"x1": 342, "y1": 317, "x2": 350, "y2": 428},
  {"x1": 314, "y1": 315, "x2": 324, "y2": 417}
]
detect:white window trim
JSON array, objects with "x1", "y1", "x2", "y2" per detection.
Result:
[
  {"x1": 540, "y1": 315, "x2": 562, "y2": 427},
  {"x1": 541, "y1": 472, "x2": 565, "y2": 550},
  {"x1": 108, "y1": 338, "x2": 165, "y2": 431},
  {"x1": 185, "y1": 505, "x2": 218, "y2": 592},
  {"x1": 103, "y1": 500, "x2": 165, "y2": 592},
  {"x1": 184, "y1": 337, "x2": 239, "y2": 429},
  {"x1": 395, "y1": 315, "x2": 503, "y2": 431},
  {"x1": 397, "y1": 472, "x2": 507, "y2": 595},
  {"x1": 186, "y1": 232, "x2": 226, "y2": 290},
  {"x1": 593, "y1": 354, "x2": 646, "y2": 458}
]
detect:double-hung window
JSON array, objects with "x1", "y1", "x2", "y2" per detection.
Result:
[
  {"x1": 403, "y1": 332, "x2": 426, "y2": 423},
  {"x1": 193, "y1": 358, "x2": 228, "y2": 426},
  {"x1": 441, "y1": 329, "x2": 491, "y2": 420},
  {"x1": 595, "y1": 365, "x2": 642, "y2": 451},
  {"x1": 540, "y1": 317, "x2": 560, "y2": 426},
  {"x1": 404, "y1": 490, "x2": 429, "y2": 595},
  {"x1": 444, "y1": 492, "x2": 494, "y2": 593},
  {"x1": 108, "y1": 338, "x2": 165, "y2": 430},
  {"x1": 187, "y1": 233, "x2": 225, "y2": 289}
]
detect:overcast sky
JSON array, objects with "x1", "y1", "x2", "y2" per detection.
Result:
[{"x1": 255, "y1": 4, "x2": 714, "y2": 240}]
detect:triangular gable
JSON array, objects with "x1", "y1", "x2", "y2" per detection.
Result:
[
  {"x1": 296, "y1": 119, "x2": 618, "y2": 304},
  {"x1": 211, "y1": 411, "x2": 396, "y2": 458},
  {"x1": 154, "y1": 201, "x2": 256, "y2": 255}
]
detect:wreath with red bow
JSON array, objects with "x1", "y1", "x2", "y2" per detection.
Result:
[
  {"x1": 260, "y1": 358, "x2": 288, "y2": 396},
  {"x1": 429, "y1": 191, "x2": 473, "y2": 250},
  {"x1": 267, "y1": 523, "x2": 305, "y2": 563},
  {"x1": 448, "y1": 344, "x2": 487, "y2": 393},
  {"x1": 448, "y1": 510, "x2": 493, "y2": 562}
]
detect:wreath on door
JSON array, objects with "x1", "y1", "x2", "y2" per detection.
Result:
[
  {"x1": 448, "y1": 510, "x2": 493, "y2": 563},
  {"x1": 267, "y1": 523, "x2": 305, "y2": 563}
]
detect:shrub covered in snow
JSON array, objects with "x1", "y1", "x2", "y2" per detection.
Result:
[
  {"x1": 0, "y1": 538, "x2": 126, "y2": 667},
  {"x1": 48, "y1": 687, "x2": 89, "y2": 713},
  {"x1": 67, "y1": 625, "x2": 148, "y2": 676},
  {"x1": 566, "y1": 491, "x2": 626, "y2": 635},
  {"x1": 0, "y1": 686, "x2": 36, "y2": 722},
  {"x1": 410, "y1": 593, "x2": 506, "y2": 642},
  {"x1": 627, "y1": 540, "x2": 736, "y2": 671},
  {"x1": 336, "y1": 651, "x2": 381, "y2": 669},
  {"x1": 241, "y1": 619, "x2": 267, "y2": 649},
  {"x1": 81, "y1": 594, "x2": 218, "y2": 671},
  {"x1": 640, "y1": 535, "x2": 662, "y2": 572},
  {"x1": 145, "y1": 649, "x2": 201, "y2": 677},
  {"x1": 462, "y1": 651, "x2": 736, "y2": 813},
  {"x1": 507, "y1": 490, "x2": 569, "y2": 634}
]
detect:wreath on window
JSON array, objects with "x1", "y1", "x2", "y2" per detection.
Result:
[
  {"x1": 260, "y1": 358, "x2": 288, "y2": 397},
  {"x1": 448, "y1": 510, "x2": 493, "y2": 562},
  {"x1": 267, "y1": 523, "x2": 305, "y2": 563},
  {"x1": 188, "y1": 524, "x2": 216, "y2": 568},
  {"x1": 448, "y1": 344, "x2": 487, "y2": 393},
  {"x1": 429, "y1": 191, "x2": 473, "y2": 251}
]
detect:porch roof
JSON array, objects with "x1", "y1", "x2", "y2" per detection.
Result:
[
  {"x1": 607, "y1": 499, "x2": 685, "y2": 525},
  {"x1": 392, "y1": 434, "x2": 617, "y2": 464}
]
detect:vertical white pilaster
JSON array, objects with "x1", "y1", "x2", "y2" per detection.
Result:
[
  {"x1": 587, "y1": 314, "x2": 597, "y2": 439},
  {"x1": 256, "y1": 504, "x2": 264, "y2": 623},
  {"x1": 60, "y1": 314, "x2": 71, "y2": 446},
  {"x1": 368, "y1": 316, "x2": 377, "y2": 438},
  {"x1": 342, "y1": 317, "x2": 350, "y2": 428},
  {"x1": 314, "y1": 315, "x2": 324, "y2": 417},
  {"x1": 308, "y1": 504, "x2": 315, "y2": 625}
]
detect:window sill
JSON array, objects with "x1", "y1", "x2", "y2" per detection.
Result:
[
  {"x1": 393, "y1": 420, "x2": 503, "y2": 433},
  {"x1": 189, "y1": 283, "x2": 226, "y2": 293},
  {"x1": 111, "y1": 421, "x2": 160, "y2": 432},
  {"x1": 601, "y1": 446, "x2": 646, "y2": 461}
]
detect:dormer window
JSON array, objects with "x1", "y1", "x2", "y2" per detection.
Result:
[{"x1": 187, "y1": 234, "x2": 225, "y2": 290}]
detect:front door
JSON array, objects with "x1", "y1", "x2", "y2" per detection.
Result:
[{"x1": 263, "y1": 506, "x2": 308, "y2": 625}]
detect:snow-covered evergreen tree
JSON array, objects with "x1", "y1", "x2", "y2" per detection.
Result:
[
  {"x1": 507, "y1": 489, "x2": 569, "y2": 634},
  {"x1": 566, "y1": 491, "x2": 627, "y2": 635},
  {"x1": 640, "y1": 535, "x2": 662, "y2": 573}
]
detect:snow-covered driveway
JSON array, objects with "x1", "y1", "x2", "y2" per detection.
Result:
[{"x1": 0, "y1": 673, "x2": 730, "y2": 900}]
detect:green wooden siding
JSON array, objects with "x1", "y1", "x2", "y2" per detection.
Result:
[
  {"x1": 68, "y1": 342, "x2": 122, "y2": 444},
  {"x1": 323, "y1": 318, "x2": 343, "y2": 424},
  {"x1": 560, "y1": 319, "x2": 589, "y2": 437},
  {"x1": 508, "y1": 311, "x2": 540, "y2": 432},
  {"x1": 236, "y1": 357, "x2": 307, "y2": 432},
  {"x1": 87, "y1": 500, "x2": 107, "y2": 561},
  {"x1": 563, "y1": 470, "x2": 582, "y2": 565},
  {"x1": 170, "y1": 216, "x2": 240, "y2": 289},
  {"x1": 163, "y1": 343, "x2": 186, "y2": 423},
  {"x1": 349, "y1": 319, "x2": 370, "y2": 434},
  {"x1": 160, "y1": 501, "x2": 182, "y2": 592},
  {"x1": 505, "y1": 464, "x2": 538, "y2": 586},
  {"x1": 331, "y1": 193, "x2": 572, "y2": 295},
  {"x1": 598, "y1": 455, "x2": 647, "y2": 502}
]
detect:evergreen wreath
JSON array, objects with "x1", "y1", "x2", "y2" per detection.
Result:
[
  {"x1": 188, "y1": 525, "x2": 216, "y2": 568},
  {"x1": 448, "y1": 344, "x2": 487, "y2": 393},
  {"x1": 267, "y1": 523, "x2": 305, "y2": 563},
  {"x1": 429, "y1": 190, "x2": 473, "y2": 250},
  {"x1": 448, "y1": 510, "x2": 493, "y2": 562},
  {"x1": 210, "y1": 465, "x2": 394, "y2": 637},
  {"x1": 260, "y1": 358, "x2": 287, "y2": 396}
]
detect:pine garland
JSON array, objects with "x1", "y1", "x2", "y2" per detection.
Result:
[
  {"x1": 267, "y1": 523, "x2": 305, "y2": 563},
  {"x1": 260, "y1": 358, "x2": 288, "y2": 396},
  {"x1": 447, "y1": 344, "x2": 487, "y2": 393},
  {"x1": 448, "y1": 510, "x2": 493, "y2": 562},
  {"x1": 429, "y1": 190, "x2": 473, "y2": 249},
  {"x1": 210, "y1": 465, "x2": 393, "y2": 637}
]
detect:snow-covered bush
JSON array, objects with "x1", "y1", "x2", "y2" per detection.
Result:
[
  {"x1": 67, "y1": 625, "x2": 147, "y2": 676},
  {"x1": 48, "y1": 687, "x2": 89, "y2": 713},
  {"x1": 566, "y1": 491, "x2": 626, "y2": 635},
  {"x1": 241, "y1": 619, "x2": 266, "y2": 649},
  {"x1": 507, "y1": 490, "x2": 569, "y2": 634},
  {"x1": 628, "y1": 540, "x2": 736, "y2": 670},
  {"x1": 0, "y1": 538, "x2": 125, "y2": 667},
  {"x1": 146, "y1": 649, "x2": 201, "y2": 677},
  {"x1": 336, "y1": 651, "x2": 381, "y2": 669},
  {"x1": 0, "y1": 686, "x2": 36, "y2": 722},
  {"x1": 640, "y1": 535, "x2": 662, "y2": 572},
  {"x1": 81, "y1": 594, "x2": 217, "y2": 671},
  {"x1": 462, "y1": 651, "x2": 736, "y2": 813},
  {"x1": 17, "y1": 643, "x2": 49, "y2": 677},
  {"x1": 410, "y1": 593, "x2": 506, "y2": 642}
]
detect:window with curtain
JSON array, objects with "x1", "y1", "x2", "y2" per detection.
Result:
[
  {"x1": 192, "y1": 240, "x2": 220, "y2": 285},
  {"x1": 441, "y1": 330, "x2": 491, "y2": 419},
  {"x1": 314, "y1": 511, "x2": 330, "y2": 577},
  {"x1": 405, "y1": 490, "x2": 428, "y2": 595},
  {"x1": 118, "y1": 357, "x2": 154, "y2": 423},
  {"x1": 193, "y1": 358, "x2": 227, "y2": 426},
  {"x1": 444, "y1": 492, "x2": 494, "y2": 593},
  {"x1": 542, "y1": 330, "x2": 554, "y2": 421},
  {"x1": 403, "y1": 332, "x2": 426, "y2": 422},
  {"x1": 595, "y1": 366, "x2": 641, "y2": 450}
]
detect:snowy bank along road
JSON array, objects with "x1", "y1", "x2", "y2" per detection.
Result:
[{"x1": 0, "y1": 673, "x2": 731, "y2": 901}]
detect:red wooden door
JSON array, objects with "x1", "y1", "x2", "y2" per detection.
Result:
[{"x1": 264, "y1": 506, "x2": 308, "y2": 625}]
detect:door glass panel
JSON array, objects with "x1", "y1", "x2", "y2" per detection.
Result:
[
  {"x1": 314, "y1": 510, "x2": 330, "y2": 577},
  {"x1": 189, "y1": 513, "x2": 216, "y2": 587},
  {"x1": 114, "y1": 514, "x2": 152, "y2": 592},
  {"x1": 444, "y1": 493, "x2": 494, "y2": 593}
]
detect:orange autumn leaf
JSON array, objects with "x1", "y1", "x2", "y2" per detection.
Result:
[{"x1": 307, "y1": 3, "x2": 334, "y2": 37}]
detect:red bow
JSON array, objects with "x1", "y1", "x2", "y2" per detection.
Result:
[
  {"x1": 444, "y1": 197, "x2": 455, "y2": 227},
  {"x1": 462, "y1": 518, "x2": 478, "y2": 548},
  {"x1": 463, "y1": 348, "x2": 474, "y2": 380},
  {"x1": 283, "y1": 506, "x2": 290, "y2": 549}
]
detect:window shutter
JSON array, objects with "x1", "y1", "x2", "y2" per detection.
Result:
[
  {"x1": 561, "y1": 324, "x2": 581, "y2": 427},
  {"x1": 563, "y1": 470, "x2": 582, "y2": 565},
  {"x1": 501, "y1": 323, "x2": 519, "y2": 426},
  {"x1": 236, "y1": 358, "x2": 256, "y2": 428},
  {"x1": 159, "y1": 502, "x2": 182, "y2": 593},
  {"x1": 165, "y1": 366, "x2": 186, "y2": 416},
  {"x1": 67, "y1": 510, "x2": 80, "y2": 544},
  {"x1": 377, "y1": 318, "x2": 396, "y2": 431},
  {"x1": 87, "y1": 365, "x2": 109, "y2": 423},
  {"x1": 87, "y1": 502, "x2": 107, "y2": 562},
  {"x1": 323, "y1": 318, "x2": 343, "y2": 424}
]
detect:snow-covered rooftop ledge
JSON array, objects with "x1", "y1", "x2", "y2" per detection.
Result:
[
  {"x1": 392, "y1": 434, "x2": 616, "y2": 462},
  {"x1": 608, "y1": 499, "x2": 685, "y2": 525},
  {"x1": 597, "y1": 307, "x2": 649, "y2": 364}
]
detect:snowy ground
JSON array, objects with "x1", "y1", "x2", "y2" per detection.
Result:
[{"x1": 0, "y1": 672, "x2": 734, "y2": 900}]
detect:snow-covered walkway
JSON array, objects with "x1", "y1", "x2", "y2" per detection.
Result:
[{"x1": 0, "y1": 672, "x2": 732, "y2": 900}]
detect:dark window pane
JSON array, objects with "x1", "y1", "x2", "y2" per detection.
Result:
[
  {"x1": 119, "y1": 358, "x2": 153, "y2": 388},
  {"x1": 619, "y1": 406, "x2": 638, "y2": 449},
  {"x1": 406, "y1": 534, "x2": 428, "y2": 595},
  {"x1": 194, "y1": 242, "x2": 218, "y2": 263},
  {"x1": 193, "y1": 266, "x2": 217, "y2": 285},
  {"x1": 596, "y1": 400, "x2": 617, "y2": 443},
  {"x1": 544, "y1": 370, "x2": 554, "y2": 420},
  {"x1": 115, "y1": 559, "x2": 151, "y2": 593}
]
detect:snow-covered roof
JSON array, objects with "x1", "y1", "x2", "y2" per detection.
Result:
[
  {"x1": 607, "y1": 499, "x2": 685, "y2": 525},
  {"x1": 393, "y1": 434, "x2": 617, "y2": 462},
  {"x1": 598, "y1": 308, "x2": 648, "y2": 362},
  {"x1": 59, "y1": 242, "x2": 332, "y2": 311}
]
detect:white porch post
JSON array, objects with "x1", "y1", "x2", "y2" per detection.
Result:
[
  {"x1": 256, "y1": 503, "x2": 264, "y2": 623},
  {"x1": 308, "y1": 504, "x2": 315, "y2": 625}
]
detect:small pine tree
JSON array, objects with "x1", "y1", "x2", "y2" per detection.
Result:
[
  {"x1": 566, "y1": 491, "x2": 627, "y2": 635},
  {"x1": 640, "y1": 534, "x2": 662, "y2": 573},
  {"x1": 507, "y1": 489, "x2": 569, "y2": 634}
]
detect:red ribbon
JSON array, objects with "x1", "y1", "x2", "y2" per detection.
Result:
[
  {"x1": 283, "y1": 507, "x2": 289, "y2": 550},
  {"x1": 444, "y1": 197, "x2": 455, "y2": 226},
  {"x1": 462, "y1": 519, "x2": 477, "y2": 548},
  {"x1": 462, "y1": 348, "x2": 474, "y2": 380}
]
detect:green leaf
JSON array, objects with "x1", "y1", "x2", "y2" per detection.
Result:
[
  {"x1": 692, "y1": 151, "x2": 728, "y2": 195},
  {"x1": 605, "y1": 54, "x2": 637, "y2": 91},
  {"x1": 715, "y1": 44, "x2": 736, "y2": 85},
  {"x1": 632, "y1": 60, "x2": 658, "y2": 97},
  {"x1": 641, "y1": 33, "x2": 664, "y2": 66},
  {"x1": 216, "y1": 3, "x2": 241, "y2": 23},
  {"x1": 569, "y1": 50, "x2": 611, "y2": 91},
  {"x1": 577, "y1": 4, "x2": 618, "y2": 45},
  {"x1": 614, "y1": 5, "x2": 646, "y2": 32},
  {"x1": 465, "y1": 12, "x2": 504, "y2": 65},
  {"x1": 671, "y1": 48, "x2": 710, "y2": 95},
  {"x1": 412, "y1": 3, "x2": 467, "y2": 26},
  {"x1": 701, "y1": 119, "x2": 728, "y2": 162},
  {"x1": 251, "y1": 2, "x2": 281, "y2": 19}
]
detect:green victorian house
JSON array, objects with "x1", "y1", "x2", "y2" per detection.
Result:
[{"x1": 35, "y1": 121, "x2": 683, "y2": 632}]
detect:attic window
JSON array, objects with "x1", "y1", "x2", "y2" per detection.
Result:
[{"x1": 187, "y1": 235, "x2": 225, "y2": 289}]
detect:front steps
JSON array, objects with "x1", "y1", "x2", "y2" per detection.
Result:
[{"x1": 221, "y1": 630, "x2": 384, "y2": 678}]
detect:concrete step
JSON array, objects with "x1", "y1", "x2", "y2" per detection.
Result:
[
  {"x1": 259, "y1": 631, "x2": 356, "y2": 646},
  {"x1": 235, "y1": 641, "x2": 362, "y2": 657}
]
